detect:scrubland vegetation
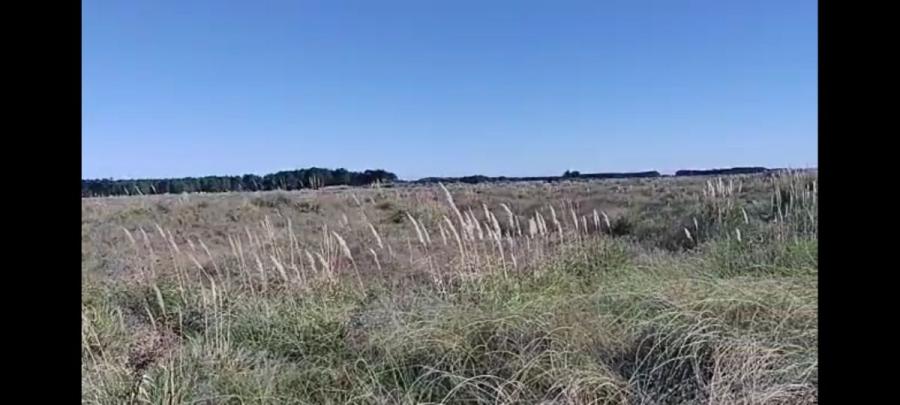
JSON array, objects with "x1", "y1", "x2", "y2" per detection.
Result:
[{"x1": 82, "y1": 171, "x2": 817, "y2": 404}]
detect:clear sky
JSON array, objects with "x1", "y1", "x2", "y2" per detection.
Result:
[{"x1": 83, "y1": 0, "x2": 817, "y2": 180}]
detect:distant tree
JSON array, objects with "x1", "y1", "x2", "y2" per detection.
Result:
[
  {"x1": 333, "y1": 168, "x2": 351, "y2": 186},
  {"x1": 82, "y1": 167, "x2": 399, "y2": 197}
]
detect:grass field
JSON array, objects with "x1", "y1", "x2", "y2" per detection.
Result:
[{"x1": 82, "y1": 171, "x2": 817, "y2": 404}]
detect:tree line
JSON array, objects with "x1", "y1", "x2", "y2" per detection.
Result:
[
  {"x1": 82, "y1": 168, "x2": 398, "y2": 197},
  {"x1": 674, "y1": 167, "x2": 770, "y2": 176},
  {"x1": 83, "y1": 166, "x2": 784, "y2": 197},
  {"x1": 415, "y1": 170, "x2": 662, "y2": 184}
]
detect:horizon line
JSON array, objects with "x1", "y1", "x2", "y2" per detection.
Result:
[{"x1": 82, "y1": 165, "x2": 818, "y2": 183}]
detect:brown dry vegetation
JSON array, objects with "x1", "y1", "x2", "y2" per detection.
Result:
[{"x1": 82, "y1": 171, "x2": 817, "y2": 404}]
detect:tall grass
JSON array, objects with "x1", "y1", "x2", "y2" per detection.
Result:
[{"x1": 82, "y1": 172, "x2": 817, "y2": 404}]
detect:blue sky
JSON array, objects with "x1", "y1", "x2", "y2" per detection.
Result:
[{"x1": 83, "y1": 0, "x2": 817, "y2": 180}]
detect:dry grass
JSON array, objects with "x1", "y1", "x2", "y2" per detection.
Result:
[{"x1": 82, "y1": 172, "x2": 817, "y2": 404}]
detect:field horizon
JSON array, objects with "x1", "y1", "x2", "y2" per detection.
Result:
[{"x1": 82, "y1": 165, "x2": 816, "y2": 198}]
